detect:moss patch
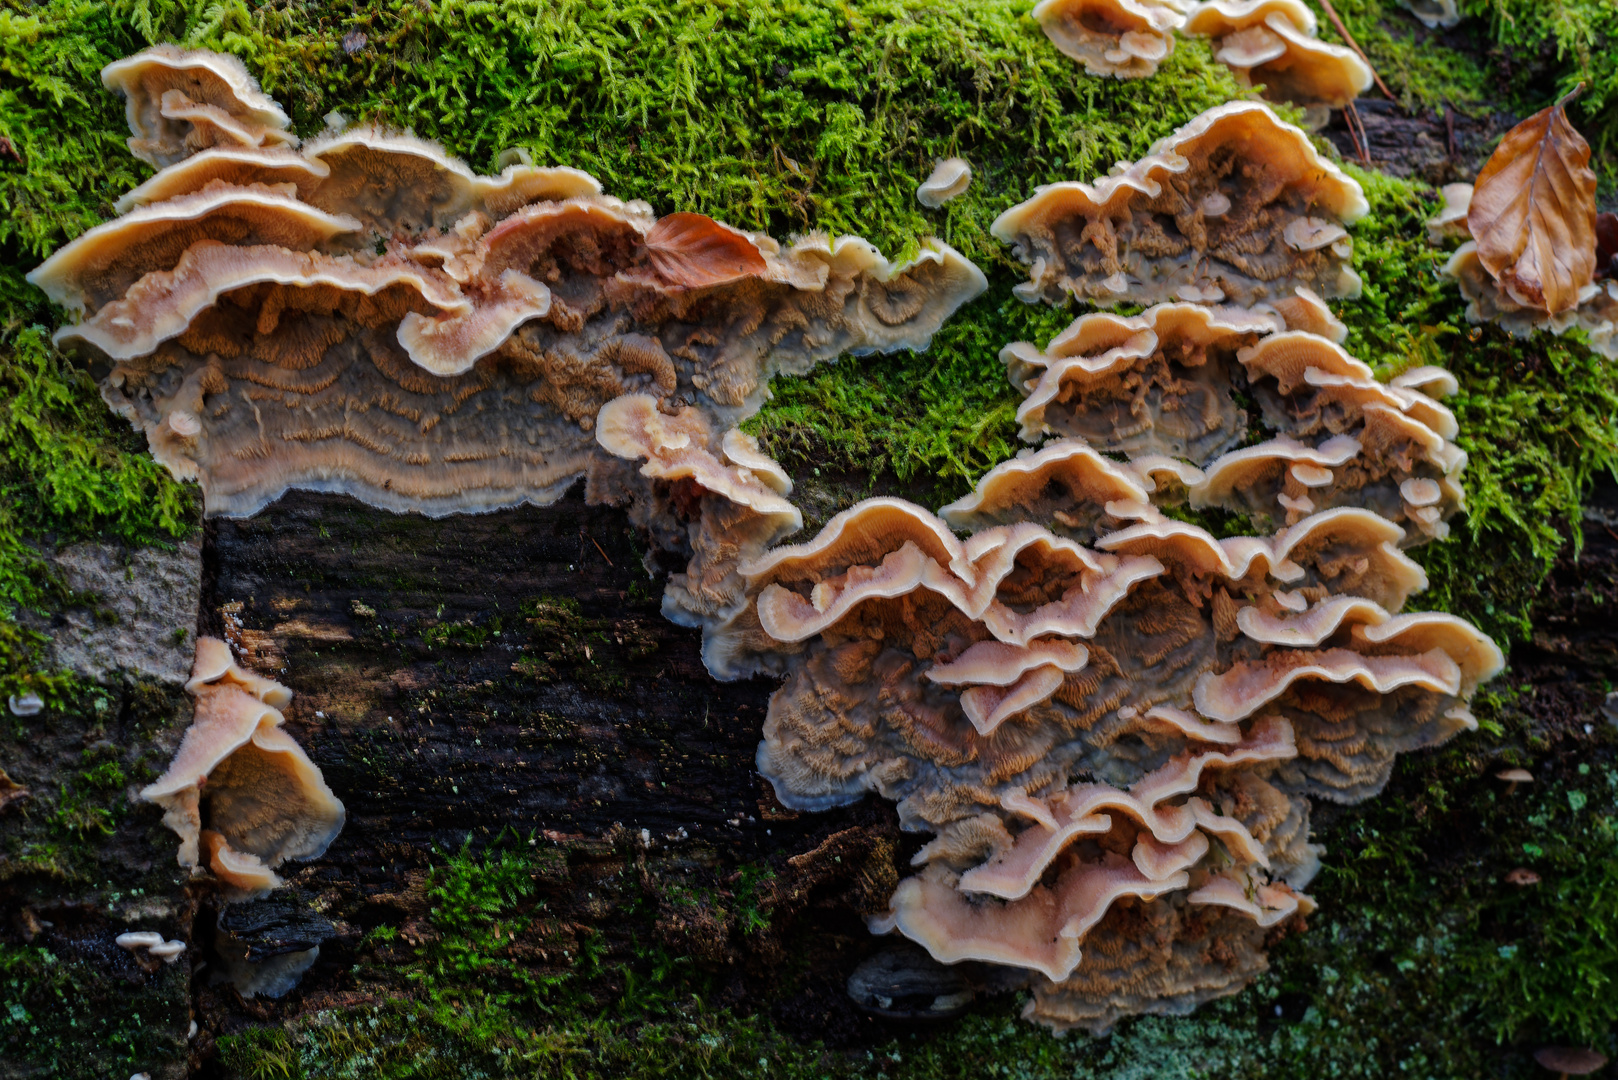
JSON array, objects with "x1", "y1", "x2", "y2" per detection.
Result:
[{"x1": 1, "y1": 0, "x2": 1616, "y2": 1076}]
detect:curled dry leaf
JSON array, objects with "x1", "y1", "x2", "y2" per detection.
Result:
[
  {"x1": 643, "y1": 212, "x2": 768, "y2": 289},
  {"x1": 1466, "y1": 87, "x2": 1597, "y2": 314}
]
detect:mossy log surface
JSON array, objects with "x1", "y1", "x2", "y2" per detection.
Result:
[{"x1": 5, "y1": 0, "x2": 1618, "y2": 1077}]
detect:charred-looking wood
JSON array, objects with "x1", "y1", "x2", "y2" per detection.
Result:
[{"x1": 186, "y1": 484, "x2": 921, "y2": 1047}]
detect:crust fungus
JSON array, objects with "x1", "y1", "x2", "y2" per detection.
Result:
[
  {"x1": 992, "y1": 102, "x2": 1367, "y2": 308},
  {"x1": 917, "y1": 158, "x2": 972, "y2": 208},
  {"x1": 141, "y1": 637, "x2": 344, "y2": 899},
  {"x1": 1032, "y1": 0, "x2": 1192, "y2": 80},
  {"x1": 102, "y1": 46, "x2": 296, "y2": 167},
  {"x1": 38, "y1": 49, "x2": 987, "y2": 521},
  {"x1": 1183, "y1": 0, "x2": 1372, "y2": 118}
]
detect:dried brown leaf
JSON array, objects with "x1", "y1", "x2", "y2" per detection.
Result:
[
  {"x1": 644, "y1": 212, "x2": 767, "y2": 289},
  {"x1": 1467, "y1": 87, "x2": 1597, "y2": 314}
]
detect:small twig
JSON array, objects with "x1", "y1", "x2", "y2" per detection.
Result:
[
  {"x1": 582, "y1": 531, "x2": 614, "y2": 568},
  {"x1": 1315, "y1": 0, "x2": 1396, "y2": 102},
  {"x1": 1340, "y1": 109, "x2": 1364, "y2": 162},
  {"x1": 1344, "y1": 101, "x2": 1371, "y2": 166}
]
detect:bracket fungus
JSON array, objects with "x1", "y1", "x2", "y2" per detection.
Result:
[
  {"x1": 1183, "y1": 0, "x2": 1372, "y2": 118},
  {"x1": 997, "y1": 301, "x2": 1466, "y2": 541},
  {"x1": 1032, "y1": 0, "x2": 1192, "y2": 80},
  {"x1": 34, "y1": 48, "x2": 987, "y2": 521},
  {"x1": 917, "y1": 158, "x2": 973, "y2": 208},
  {"x1": 593, "y1": 392, "x2": 802, "y2": 631},
  {"x1": 1434, "y1": 98, "x2": 1618, "y2": 361},
  {"x1": 993, "y1": 102, "x2": 1367, "y2": 308},
  {"x1": 1401, "y1": 0, "x2": 1460, "y2": 28},
  {"x1": 685, "y1": 169, "x2": 1497, "y2": 1028},
  {"x1": 686, "y1": 444, "x2": 1496, "y2": 1030},
  {"x1": 141, "y1": 637, "x2": 344, "y2": 899}
]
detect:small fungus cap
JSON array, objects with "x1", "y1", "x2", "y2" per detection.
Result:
[
  {"x1": 917, "y1": 158, "x2": 972, "y2": 208},
  {"x1": 1533, "y1": 1048, "x2": 1608, "y2": 1076}
]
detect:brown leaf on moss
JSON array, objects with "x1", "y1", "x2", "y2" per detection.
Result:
[
  {"x1": 643, "y1": 212, "x2": 767, "y2": 288},
  {"x1": 1467, "y1": 87, "x2": 1597, "y2": 314}
]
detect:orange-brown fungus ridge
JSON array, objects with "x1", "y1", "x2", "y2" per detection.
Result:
[
  {"x1": 670, "y1": 103, "x2": 1498, "y2": 1032},
  {"x1": 34, "y1": 46, "x2": 987, "y2": 523},
  {"x1": 992, "y1": 102, "x2": 1367, "y2": 309},
  {"x1": 141, "y1": 636, "x2": 345, "y2": 900}
]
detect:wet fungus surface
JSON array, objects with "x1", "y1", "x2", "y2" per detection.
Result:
[
  {"x1": 1183, "y1": 0, "x2": 1372, "y2": 117},
  {"x1": 1032, "y1": 0, "x2": 1192, "y2": 80}
]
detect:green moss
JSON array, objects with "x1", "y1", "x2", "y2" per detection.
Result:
[
  {"x1": 1310, "y1": 0, "x2": 1491, "y2": 114},
  {"x1": 1, "y1": 0, "x2": 1615, "y2": 1075},
  {"x1": 1462, "y1": 0, "x2": 1618, "y2": 182},
  {"x1": 0, "y1": 941, "x2": 188, "y2": 1076}
]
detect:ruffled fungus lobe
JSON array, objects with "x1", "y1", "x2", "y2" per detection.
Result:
[
  {"x1": 992, "y1": 102, "x2": 1367, "y2": 308},
  {"x1": 1032, "y1": 0, "x2": 1191, "y2": 80},
  {"x1": 38, "y1": 51, "x2": 987, "y2": 519},
  {"x1": 917, "y1": 158, "x2": 972, "y2": 208},
  {"x1": 1000, "y1": 301, "x2": 1281, "y2": 460},
  {"x1": 594, "y1": 393, "x2": 802, "y2": 630},
  {"x1": 1183, "y1": 0, "x2": 1372, "y2": 115},
  {"x1": 102, "y1": 46, "x2": 296, "y2": 167},
  {"x1": 1444, "y1": 242, "x2": 1618, "y2": 362},
  {"x1": 141, "y1": 637, "x2": 344, "y2": 898},
  {"x1": 1426, "y1": 182, "x2": 1473, "y2": 243}
]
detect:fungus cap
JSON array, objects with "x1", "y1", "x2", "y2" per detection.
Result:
[
  {"x1": 1532, "y1": 1048, "x2": 1608, "y2": 1077},
  {"x1": 992, "y1": 103, "x2": 1367, "y2": 308},
  {"x1": 917, "y1": 158, "x2": 972, "y2": 208},
  {"x1": 114, "y1": 146, "x2": 331, "y2": 214},
  {"x1": 102, "y1": 46, "x2": 293, "y2": 167},
  {"x1": 1033, "y1": 0, "x2": 1188, "y2": 79},
  {"x1": 27, "y1": 184, "x2": 362, "y2": 316}
]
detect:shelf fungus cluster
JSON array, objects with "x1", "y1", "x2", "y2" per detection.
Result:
[
  {"x1": 141, "y1": 637, "x2": 345, "y2": 899},
  {"x1": 1031, "y1": 0, "x2": 1372, "y2": 115},
  {"x1": 992, "y1": 103, "x2": 1367, "y2": 309},
  {"x1": 1183, "y1": 0, "x2": 1372, "y2": 121},
  {"x1": 698, "y1": 471, "x2": 1499, "y2": 1030},
  {"x1": 669, "y1": 105, "x2": 1499, "y2": 1031},
  {"x1": 34, "y1": 46, "x2": 986, "y2": 522}
]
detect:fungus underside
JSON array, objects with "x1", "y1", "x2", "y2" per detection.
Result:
[{"x1": 1, "y1": 1, "x2": 1617, "y2": 1077}]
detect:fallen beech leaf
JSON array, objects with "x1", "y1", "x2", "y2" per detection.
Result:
[
  {"x1": 1467, "y1": 86, "x2": 1597, "y2": 314},
  {"x1": 644, "y1": 212, "x2": 767, "y2": 289}
]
